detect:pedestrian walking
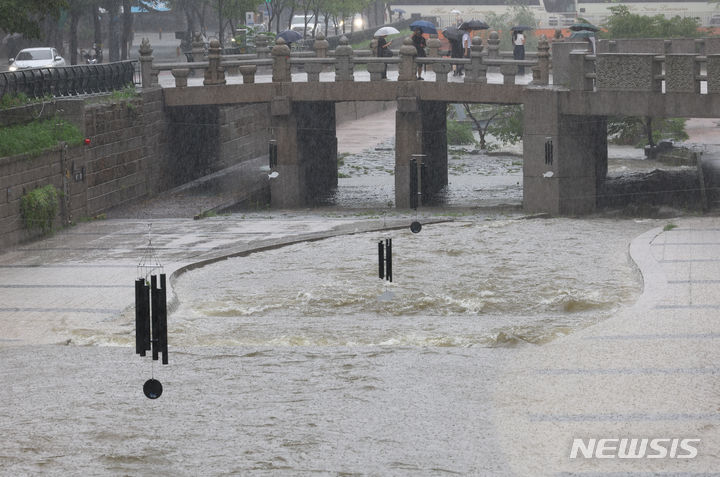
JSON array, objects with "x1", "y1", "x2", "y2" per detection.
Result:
[{"x1": 412, "y1": 28, "x2": 427, "y2": 80}]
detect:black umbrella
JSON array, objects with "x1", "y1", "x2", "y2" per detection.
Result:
[
  {"x1": 460, "y1": 20, "x2": 489, "y2": 31},
  {"x1": 443, "y1": 26, "x2": 463, "y2": 41},
  {"x1": 277, "y1": 30, "x2": 302, "y2": 43},
  {"x1": 569, "y1": 22, "x2": 599, "y2": 32},
  {"x1": 511, "y1": 25, "x2": 534, "y2": 31}
]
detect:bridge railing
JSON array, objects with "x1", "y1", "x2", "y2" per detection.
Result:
[
  {"x1": 144, "y1": 33, "x2": 550, "y2": 88},
  {"x1": 569, "y1": 51, "x2": 719, "y2": 94},
  {"x1": 0, "y1": 60, "x2": 138, "y2": 101}
]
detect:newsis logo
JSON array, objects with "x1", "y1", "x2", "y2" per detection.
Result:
[{"x1": 570, "y1": 438, "x2": 700, "y2": 459}]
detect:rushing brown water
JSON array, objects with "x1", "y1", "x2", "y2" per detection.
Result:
[{"x1": 0, "y1": 216, "x2": 653, "y2": 475}]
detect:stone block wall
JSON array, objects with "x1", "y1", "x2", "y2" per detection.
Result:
[{"x1": 0, "y1": 89, "x2": 168, "y2": 249}]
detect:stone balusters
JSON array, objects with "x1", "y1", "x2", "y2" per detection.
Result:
[
  {"x1": 335, "y1": 36, "x2": 354, "y2": 81},
  {"x1": 532, "y1": 35, "x2": 550, "y2": 85},
  {"x1": 708, "y1": 55, "x2": 720, "y2": 94},
  {"x1": 433, "y1": 62, "x2": 452, "y2": 83},
  {"x1": 367, "y1": 61, "x2": 387, "y2": 81},
  {"x1": 305, "y1": 62, "x2": 323, "y2": 82},
  {"x1": 313, "y1": 32, "x2": 329, "y2": 58},
  {"x1": 465, "y1": 36, "x2": 486, "y2": 83},
  {"x1": 138, "y1": 38, "x2": 154, "y2": 88},
  {"x1": 486, "y1": 31, "x2": 500, "y2": 60},
  {"x1": 255, "y1": 34, "x2": 270, "y2": 59},
  {"x1": 272, "y1": 38, "x2": 291, "y2": 83},
  {"x1": 171, "y1": 68, "x2": 190, "y2": 87},
  {"x1": 203, "y1": 39, "x2": 226, "y2": 85},
  {"x1": 398, "y1": 37, "x2": 417, "y2": 81},
  {"x1": 499, "y1": 63, "x2": 518, "y2": 85},
  {"x1": 238, "y1": 65, "x2": 257, "y2": 84}
]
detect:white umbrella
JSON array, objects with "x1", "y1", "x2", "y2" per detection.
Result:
[
  {"x1": 450, "y1": 9, "x2": 462, "y2": 14},
  {"x1": 374, "y1": 26, "x2": 400, "y2": 36}
]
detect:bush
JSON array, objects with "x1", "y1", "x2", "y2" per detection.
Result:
[
  {"x1": 20, "y1": 185, "x2": 59, "y2": 235},
  {"x1": 447, "y1": 120, "x2": 476, "y2": 145}
]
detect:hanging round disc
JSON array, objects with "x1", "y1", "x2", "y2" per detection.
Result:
[
  {"x1": 143, "y1": 378, "x2": 163, "y2": 399},
  {"x1": 410, "y1": 221, "x2": 422, "y2": 233}
]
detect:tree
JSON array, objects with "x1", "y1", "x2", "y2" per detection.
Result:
[{"x1": 0, "y1": 0, "x2": 68, "y2": 38}]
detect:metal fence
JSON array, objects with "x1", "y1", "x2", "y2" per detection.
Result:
[{"x1": 0, "y1": 60, "x2": 139, "y2": 101}]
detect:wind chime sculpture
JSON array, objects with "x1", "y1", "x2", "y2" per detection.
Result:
[{"x1": 135, "y1": 225, "x2": 169, "y2": 399}]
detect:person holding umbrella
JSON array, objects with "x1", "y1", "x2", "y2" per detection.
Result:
[
  {"x1": 511, "y1": 25, "x2": 531, "y2": 74},
  {"x1": 443, "y1": 26, "x2": 465, "y2": 76},
  {"x1": 412, "y1": 27, "x2": 427, "y2": 80}
]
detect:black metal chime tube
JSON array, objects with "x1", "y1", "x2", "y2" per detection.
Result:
[
  {"x1": 385, "y1": 238, "x2": 392, "y2": 282},
  {"x1": 158, "y1": 274, "x2": 168, "y2": 365},
  {"x1": 378, "y1": 241, "x2": 385, "y2": 279},
  {"x1": 135, "y1": 278, "x2": 150, "y2": 356},
  {"x1": 409, "y1": 158, "x2": 418, "y2": 209},
  {"x1": 151, "y1": 274, "x2": 160, "y2": 361}
]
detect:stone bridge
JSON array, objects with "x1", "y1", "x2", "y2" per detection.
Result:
[{"x1": 139, "y1": 33, "x2": 720, "y2": 214}]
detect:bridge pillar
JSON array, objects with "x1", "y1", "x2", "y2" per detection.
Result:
[
  {"x1": 270, "y1": 101, "x2": 337, "y2": 207},
  {"x1": 395, "y1": 99, "x2": 448, "y2": 208},
  {"x1": 523, "y1": 89, "x2": 606, "y2": 215}
]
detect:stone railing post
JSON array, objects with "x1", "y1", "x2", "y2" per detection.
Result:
[
  {"x1": 465, "y1": 36, "x2": 486, "y2": 83},
  {"x1": 706, "y1": 54, "x2": 720, "y2": 93},
  {"x1": 334, "y1": 36, "x2": 354, "y2": 81},
  {"x1": 191, "y1": 32, "x2": 206, "y2": 61},
  {"x1": 238, "y1": 65, "x2": 257, "y2": 83},
  {"x1": 370, "y1": 38, "x2": 379, "y2": 57},
  {"x1": 138, "y1": 38, "x2": 154, "y2": 88},
  {"x1": 398, "y1": 37, "x2": 417, "y2": 81},
  {"x1": 272, "y1": 38, "x2": 291, "y2": 82},
  {"x1": 313, "y1": 32, "x2": 329, "y2": 58},
  {"x1": 486, "y1": 31, "x2": 500, "y2": 60},
  {"x1": 665, "y1": 53, "x2": 700, "y2": 93},
  {"x1": 203, "y1": 39, "x2": 226, "y2": 85},
  {"x1": 255, "y1": 34, "x2": 270, "y2": 59},
  {"x1": 532, "y1": 35, "x2": 550, "y2": 85}
]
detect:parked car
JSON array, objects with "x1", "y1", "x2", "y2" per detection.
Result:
[{"x1": 8, "y1": 47, "x2": 65, "y2": 71}]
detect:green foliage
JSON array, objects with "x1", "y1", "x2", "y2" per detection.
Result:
[
  {"x1": 663, "y1": 223, "x2": 678, "y2": 231},
  {"x1": 602, "y1": 5, "x2": 700, "y2": 38},
  {"x1": 447, "y1": 120, "x2": 476, "y2": 145},
  {"x1": 0, "y1": 0, "x2": 67, "y2": 37},
  {"x1": 0, "y1": 117, "x2": 83, "y2": 157},
  {"x1": 108, "y1": 85, "x2": 138, "y2": 101},
  {"x1": 484, "y1": 5, "x2": 538, "y2": 51},
  {"x1": 607, "y1": 116, "x2": 688, "y2": 147},
  {"x1": 0, "y1": 93, "x2": 53, "y2": 110},
  {"x1": 20, "y1": 185, "x2": 59, "y2": 234},
  {"x1": 487, "y1": 105, "x2": 524, "y2": 145}
]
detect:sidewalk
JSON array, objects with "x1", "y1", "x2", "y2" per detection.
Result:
[{"x1": 495, "y1": 216, "x2": 720, "y2": 473}]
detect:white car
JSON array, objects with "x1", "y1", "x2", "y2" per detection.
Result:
[{"x1": 9, "y1": 47, "x2": 66, "y2": 71}]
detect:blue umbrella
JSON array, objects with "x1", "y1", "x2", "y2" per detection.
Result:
[
  {"x1": 277, "y1": 30, "x2": 302, "y2": 43},
  {"x1": 392, "y1": 8, "x2": 405, "y2": 14},
  {"x1": 409, "y1": 20, "x2": 437, "y2": 35}
]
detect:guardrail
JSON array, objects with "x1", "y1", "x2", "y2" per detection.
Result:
[{"x1": 0, "y1": 60, "x2": 139, "y2": 101}]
